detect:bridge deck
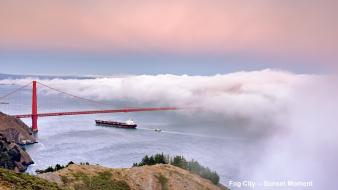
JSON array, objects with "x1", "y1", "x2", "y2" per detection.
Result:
[{"x1": 13, "y1": 107, "x2": 178, "y2": 118}]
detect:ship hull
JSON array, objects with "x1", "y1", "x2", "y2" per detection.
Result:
[{"x1": 95, "y1": 120, "x2": 137, "y2": 129}]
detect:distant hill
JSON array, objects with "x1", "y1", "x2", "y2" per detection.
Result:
[
  {"x1": 0, "y1": 73, "x2": 95, "y2": 80},
  {"x1": 38, "y1": 164, "x2": 229, "y2": 190}
]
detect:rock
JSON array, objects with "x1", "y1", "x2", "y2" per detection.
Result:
[
  {"x1": 0, "y1": 112, "x2": 36, "y2": 145},
  {"x1": 0, "y1": 134, "x2": 34, "y2": 172},
  {"x1": 0, "y1": 112, "x2": 35, "y2": 172}
]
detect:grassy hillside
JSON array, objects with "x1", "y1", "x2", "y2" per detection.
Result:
[
  {"x1": 0, "y1": 168, "x2": 64, "y2": 190},
  {"x1": 38, "y1": 164, "x2": 228, "y2": 190}
]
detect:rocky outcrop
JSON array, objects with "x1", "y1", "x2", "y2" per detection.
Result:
[
  {"x1": 0, "y1": 112, "x2": 36, "y2": 172},
  {"x1": 0, "y1": 134, "x2": 34, "y2": 172},
  {"x1": 39, "y1": 164, "x2": 229, "y2": 190},
  {"x1": 0, "y1": 112, "x2": 36, "y2": 145}
]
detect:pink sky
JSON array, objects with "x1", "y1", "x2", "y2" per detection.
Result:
[{"x1": 0, "y1": 0, "x2": 337, "y2": 59}]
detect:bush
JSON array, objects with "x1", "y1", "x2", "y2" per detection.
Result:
[
  {"x1": 8, "y1": 148, "x2": 21, "y2": 162},
  {"x1": 171, "y1": 156, "x2": 187, "y2": 169},
  {"x1": 156, "y1": 174, "x2": 169, "y2": 190},
  {"x1": 0, "y1": 144, "x2": 23, "y2": 170},
  {"x1": 67, "y1": 161, "x2": 75, "y2": 166},
  {"x1": 133, "y1": 153, "x2": 168, "y2": 167},
  {"x1": 0, "y1": 168, "x2": 63, "y2": 190},
  {"x1": 71, "y1": 171, "x2": 130, "y2": 190},
  {"x1": 36, "y1": 161, "x2": 75, "y2": 174},
  {"x1": 185, "y1": 160, "x2": 220, "y2": 184},
  {"x1": 133, "y1": 154, "x2": 220, "y2": 184},
  {"x1": 0, "y1": 152, "x2": 16, "y2": 170}
]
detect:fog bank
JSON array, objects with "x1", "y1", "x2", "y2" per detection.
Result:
[{"x1": 1, "y1": 69, "x2": 336, "y2": 189}]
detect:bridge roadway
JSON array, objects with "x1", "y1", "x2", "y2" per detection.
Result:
[{"x1": 13, "y1": 107, "x2": 178, "y2": 118}]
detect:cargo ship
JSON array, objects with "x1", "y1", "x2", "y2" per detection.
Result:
[{"x1": 95, "y1": 119, "x2": 137, "y2": 129}]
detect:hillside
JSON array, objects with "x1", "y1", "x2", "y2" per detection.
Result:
[
  {"x1": 39, "y1": 164, "x2": 229, "y2": 190},
  {"x1": 0, "y1": 112, "x2": 36, "y2": 145},
  {"x1": 0, "y1": 168, "x2": 63, "y2": 190},
  {"x1": 0, "y1": 112, "x2": 35, "y2": 172}
]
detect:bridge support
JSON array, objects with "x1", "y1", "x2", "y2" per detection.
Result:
[{"x1": 32, "y1": 81, "x2": 38, "y2": 132}]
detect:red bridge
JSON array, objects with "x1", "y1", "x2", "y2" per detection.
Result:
[{"x1": 0, "y1": 81, "x2": 178, "y2": 132}]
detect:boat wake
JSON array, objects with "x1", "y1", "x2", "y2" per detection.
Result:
[{"x1": 137, "y1": 127, "x2": 244, "y2": 141}]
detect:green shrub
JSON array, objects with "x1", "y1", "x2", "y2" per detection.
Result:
[
  {"x1": 0, "y1": 152, "x2": 16, "y2": 170},
  {"x1": 156, "y1": 174, "x2": 169, "y2": 190},
  {"x1": 36, "y1": 161, "x2": 75, "y2": 174},
  {"x1": 71, "y1": 171, "x2": 130, "y2": 190},
  {"x1": 133, "y1": 153, "x2": 168, "y2": 167},
  {"x1": 0, "y1": 168, "x2": 64, "y2": 190},
  {"x1": 67, "y1": 161, "x2": 75, "y2": 166},
  {"x1": 171, "y1": 156, "x2": 187, "y2": 169},
  {"x1": 133, "y1": 153, "x2": 220, "y2": 185}
]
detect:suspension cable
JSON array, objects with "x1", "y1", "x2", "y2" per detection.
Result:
[
  {"x1": 37, "y1": 81, "x2": 111, "y2": 106},
  {"x1": 0, "y1": 82, "x2": 32, "y2": 101}
]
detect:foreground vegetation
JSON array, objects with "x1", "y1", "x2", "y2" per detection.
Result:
[
  {"x1": 133, "y1": 153, "x2": 220, "y2": 184},
  {"x1": 0, "y1": 167, "x2": 63, "y2": 190},
  {"x1": 32, "y1": 153, "x2": 220, "y2": 189},
  {"x1": 37, "y1": 162, "x2": 93, "y2": 174},
  {"x1": 63, "y1": 171, "x2": 130, "y2": 190},
  {"x1": 37, "y1": 162, "x2": 131, "y2": 190}
]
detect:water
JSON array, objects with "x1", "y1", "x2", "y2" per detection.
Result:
[{"x1": 0, "y1": 84, "x2": 253, "y2": 185}]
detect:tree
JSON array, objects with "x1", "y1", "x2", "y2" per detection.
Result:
[
  {"x1": 171, "y1": 156, "x2": 187, "y2": 169},
  {"x1": 148, "y1": 156, "x2": 155, "y2": 165},
  {"x1": 55, "y1": 164, "x2": 64, "y2": 171},
  {"x1": 132, "y1": 153, "x2": 220, "y2": 184},
  {"x1": 154, "y1": 153, "x2": 168, "y2": 164},
  {"x1": 141, "y1": 155, "x2": 150, "y2": 166}
]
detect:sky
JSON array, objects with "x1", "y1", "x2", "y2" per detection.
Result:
[{"x1": 0, "y1": 0, "x2": 337, "y2": 75}]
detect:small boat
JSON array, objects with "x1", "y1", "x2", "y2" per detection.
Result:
[
  {"x1": 95, "y1": 119, "x2": 137, "y2": 129},
  {"x1": 154, "y1": 128, "x2": 162, "y2": 132}
]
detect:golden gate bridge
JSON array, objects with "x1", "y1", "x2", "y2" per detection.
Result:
[{"x1": 0, "y1": 81, "x2": 178, "y2": 132}]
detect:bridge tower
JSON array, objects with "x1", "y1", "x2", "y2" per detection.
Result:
[{"x1": 32, "y1": 81, "x2": 38, "y2": 132}]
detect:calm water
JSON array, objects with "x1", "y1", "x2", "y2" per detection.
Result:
[{"x1": 0, "y1": 84, "x2": 253, "y2": 185}]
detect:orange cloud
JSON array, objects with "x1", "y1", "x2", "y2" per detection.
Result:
[{"x1": 0, "y1": 0, "x2": 337, "y2": 58}]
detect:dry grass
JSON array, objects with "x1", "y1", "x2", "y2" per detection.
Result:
[{"x1": 39, "y1": 164, "x2": 229, "y2": 190}]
